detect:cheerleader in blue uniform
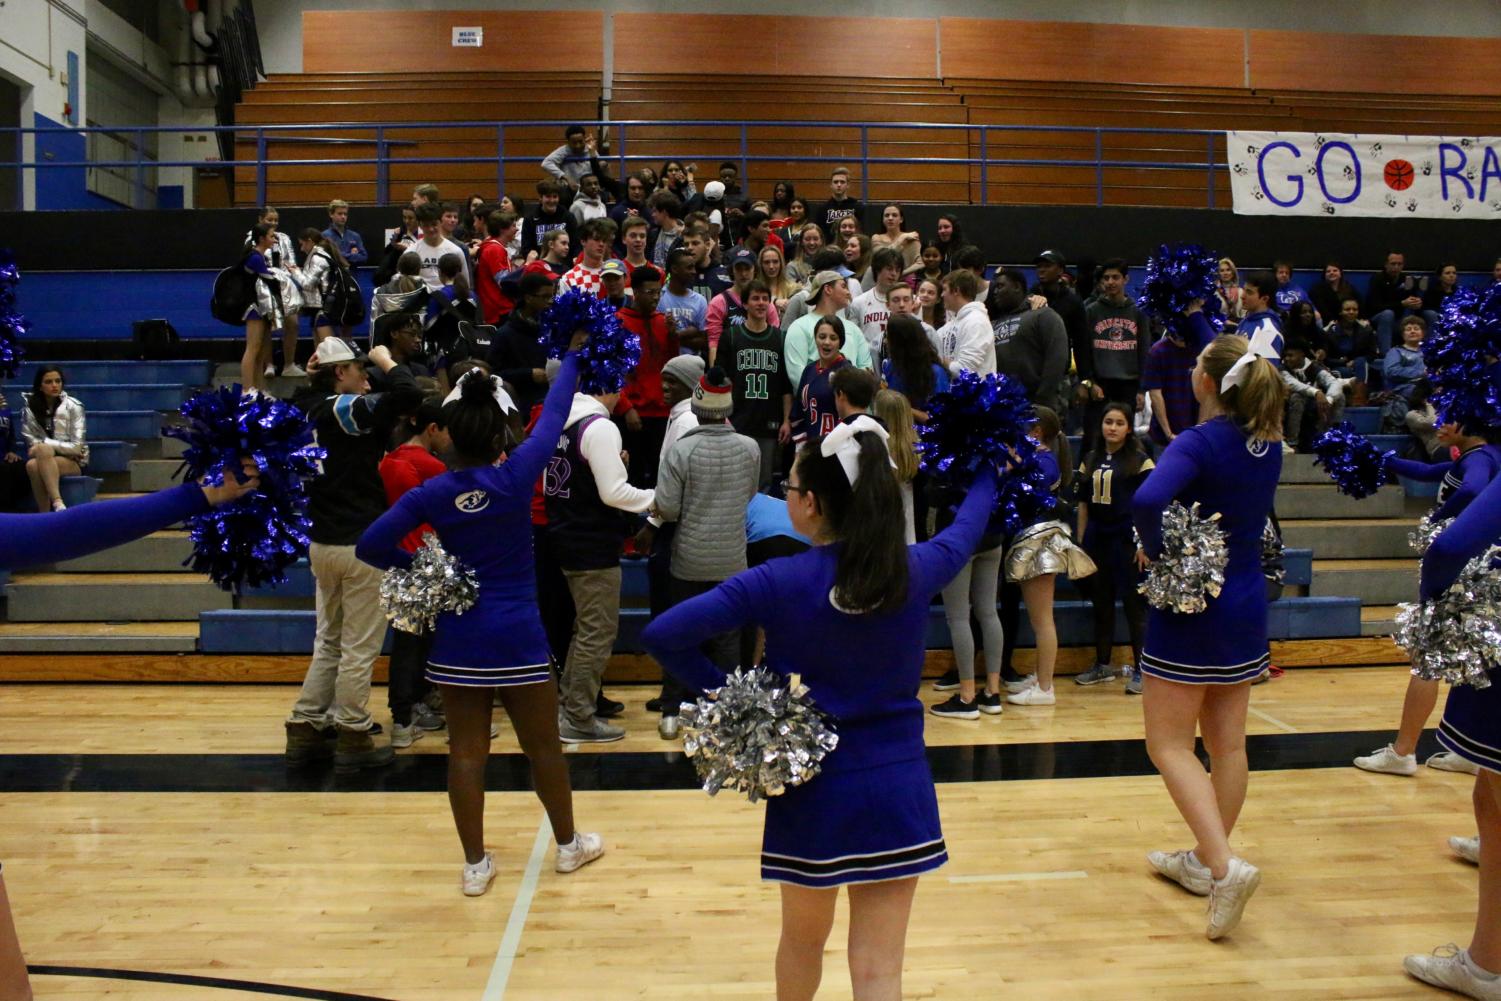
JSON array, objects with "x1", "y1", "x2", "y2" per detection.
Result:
[
  {"x1": 1403, "y1": 471, "x2": 1501, "y2": 999},
  {"x1": 358, "y1": 347, "x2": 606, "y2": 897},
  {"x1": 0, "y1": 469, "x2": 259, "y2": 1001},
  {"x1": 240, "y1": 223, "x2": 283, "y2": 394},
  {"x1": 1355, "y1": 425, "x2": 1501, "y2": 780},
  {"x1": 1130, "y1": 333, "x2": 1285, "y2": 940},
  {"x1": 643, "y1": 416, "x2": 998, "y2": 1001}
]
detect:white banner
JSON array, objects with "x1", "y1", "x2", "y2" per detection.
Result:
[
  {"x1": 1227, "y1": 130, "x2": 1501, "y2": 219},
  {"x1": 452, "y1": 26, "x2": 483, "y2": 47}
]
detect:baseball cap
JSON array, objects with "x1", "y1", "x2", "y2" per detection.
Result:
[
  {"x1": 1035, "y1": 249, "x2": 1067, "y2": 267},
  {"x1": 729, "y1": 247, "x2": 756, "y2": 270},
  {"x1": 704, "y1": 180, "x2": 726, "y2": 202},
  {"x1": 807, "y1": 270, "x2": 842, "y2": 301},
  {"x1": 600, "y1": 259, "x2": 627, "y2": 278},
  {"x1": 311, "y1": 337, "x2": 367, "y2": 367}
]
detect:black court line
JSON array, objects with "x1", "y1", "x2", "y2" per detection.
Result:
[
  {"x1": 29, "y1": 964, "x2": 398, "y2": 999},
  {"x1": 0, "y1": 729, "x2": 1443, "y2": 793}
]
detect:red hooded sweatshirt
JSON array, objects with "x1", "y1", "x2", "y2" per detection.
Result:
[{"x1": 615, "y1": 304, "x2": 680, "y2": 420}]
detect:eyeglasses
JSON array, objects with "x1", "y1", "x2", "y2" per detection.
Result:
[{"x1": 779, "y1": 480, "x2": 810, "y2": 496}]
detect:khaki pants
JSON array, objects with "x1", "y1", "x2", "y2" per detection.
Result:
[
  {"x1": 560, "y1": 566, "x2": 622, "y2": 727},
  {"x1": 288, "y1": 542, "x2": 386, "y2": 731}
]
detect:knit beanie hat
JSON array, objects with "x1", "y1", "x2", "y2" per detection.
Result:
[
  {"x1": 662, "y1": 355, "x2": 706, "y2": 393},
  {"x1": 691, "y1": 366, "x2": 735, "y2": 419}
]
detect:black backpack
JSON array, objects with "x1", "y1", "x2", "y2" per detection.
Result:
[
  {"x1": 210, "y1": 265, "x2": 254, "y2": 326},
  {"x1": 321, "y1": 254, "x2": 366, "y2": 327}
]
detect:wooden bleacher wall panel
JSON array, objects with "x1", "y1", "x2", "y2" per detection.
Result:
[
  {"x1": 1247, "y1": 29, "x2": 1501, "y2": 97},
  {"x1": 611, "y1": 14, "x2": 937, "y2": 78},
  {"x1": 301, "y1": 10, "x2": 604, "y2": 73},
  {"x1": 938, "y1": 19, "x2": 1245, "y2": 88}
]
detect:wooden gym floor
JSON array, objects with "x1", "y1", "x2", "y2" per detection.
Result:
[{"x1": 4, "y1": 665, "x2": 1483, "y2": 999}]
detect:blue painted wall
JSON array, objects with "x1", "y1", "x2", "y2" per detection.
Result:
[{"x1": 33, "y1": 113, "x2": 126, "y2": 212}]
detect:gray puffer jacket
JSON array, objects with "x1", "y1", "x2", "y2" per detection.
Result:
[{"x1": 655, "y1": 423, "x2": 761, "y2": 582}]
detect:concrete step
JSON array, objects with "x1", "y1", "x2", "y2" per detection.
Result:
[
  {"x1": 211, "y1": 362, "x2": 309, "y2": 399},
  {"x1": 3, "y1": 384, "x2": 191, "y2": 412},
  {"x1": 85, "y1": 441, "x2": 137, "y2": 475},
  {"x1": 53, "y1": 531, "x2": 192, "y2": 573},
  {"x1": 1346, "y1": 407, "x2": 1380, "y2": 434},
  {"x1": 1361, "y1": 604, "x2": 1401, "y2": 638},
  {"x1": 0, "y1": 621, "x2": 197, "y2": 653},
  {"x1": 1312, "y1": 558, "x2": 1419, "y2": 606},
  {"x1": 1282, "y1": 517, "x2": 1420, "y2": 559},
  {"x1": 1275, "y1": 483, "x2": 1405, "y2": 519},
  {"x1": 1279, "y1": 439, "x2": 1407, "y2": 485},
  {"x1": 4, "y1": 572, "x2": 231, "y2": 622},
  {"x1": 129, "y1": 458, "x2": 186, "y2": 493}
]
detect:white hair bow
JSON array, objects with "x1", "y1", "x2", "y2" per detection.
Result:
[
  {"x1": 444, "y1": 370, "x2": 517, "y2": 414},
  {"x1": 819, "y1": 414, "x2": 894, "y2": 486},
  {"x1": 1219, "y1": 324, "x2": 1283, "y2": 394}
]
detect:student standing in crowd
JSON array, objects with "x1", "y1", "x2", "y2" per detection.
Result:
[
  {"x1": 718, "y1": 279, "x2": 792, "y2": 489},
  {"x1": 294, "y1": 228, "x2": 346, "y2": 352},
  {"x1": 286, "y1": 340, "x2": 421, "y2": 773},
  {"x1": 650, "y1": 368, "x2": 761, "y2": 739},
  {"x1": 817, "y1": 166, "x2": 864, "y2": 240},
  {"x1": 521, "y1": 179, "x2": 576, "y2": 263},
  {"x1": 1081, "y1": 258, "x2": 1152, "y2": 445},
  {"x1": 563, "y1": 218, "x2": 618, "y2": 296},
  {"x1": 706, "y1": 247, "x2": 782, "y2": 365},
  {"x1": 989, "y1": 267, "x2": 1070, "y2": 412},
  {"x1": 474, "y1": 209, "x2": 517, "y2": 325},
  {"x1": 871, "y1": 204, "x2": 921, "y2": 270},
  {"x1": 791, "y1": 316, "x2": 853, "y2": 445},
  {"x1": 546, "y1": 373, "x2": 656, "y2": 744},
  {"x1": 1075, "y1": 403, "x2": 1154, "y2": 692},
  {"x1": 784, "y1": 271, "x2": 871, "y2": 381},
  {"x1": 934, "y1": 269, "x2": 996, "y2": 378},
  {"x1": 615, "y1": 265, "x2": 679, "y2": 488},
  {"x1": 413, "y1": 203, "x2": 472, "y2": 291},
  {"x1": 659, "y1": 247, "x2": 710, "y2": 349},
  {"x1": 1133, "y1": 334, "x2": 1284, "y2": 940},
  {"x1": 851, "y1": 248, "x2": 904, "y2": 366},
  {"x1": 322, "y1": 199, "x2": 367, "y2": 268},
  {"x1": 378, "y1": 398, "x2": 452, "y2": 748},
  {"x1": 1142, "y1": 314, "x2": 1200, "y2": 450}
]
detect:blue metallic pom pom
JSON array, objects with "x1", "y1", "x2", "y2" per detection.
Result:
[
  {"x1": 915, "y1": 371, "x2": 1057, "y2": 535},
  {"x1": 1135, "y1": 242, "x2": 1225, "y2": 341},
  {"x1": 1312, "y1": 421, "x2": 1394, "y2": 499},
  {"x1": 163, "y1": 387, "x2": 326, "y2": 592},
  {"x1": 1425, "y1": 282, "x2": 1501, "y2": 432},
  {"x1": 537, "y1": 288, "x2": 641, "y2": 395},
  {"x1": 0, "y1": 249, "x2": 30, "y2": 380}
]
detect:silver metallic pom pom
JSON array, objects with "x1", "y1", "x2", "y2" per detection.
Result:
[
  {"x1": 379, "y1": 532, "x2": 480, "y2": 634},
  {"x1": 1408, "y1": 512, "x2": 1454, "y2": 556},
  {"x1": 1397, "y1": 544, "x2": 1501, "y2": 689},
  {"x1": 1140, "y1": 501, "x2": 1228, "y2": 614},
  {"x1": 678, "y1": 666, "x2": 840, "y2": 803}
]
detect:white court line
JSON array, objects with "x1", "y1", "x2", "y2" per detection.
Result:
[
  {"x1": 948, "y1": 870, "x2": 1088, "y2": 884},
  {"x1": 482, "y1": 819, "x2": 551, "y2": 1001},
  {"x1": 1248, "y1": 706, "x2": 1298, "y2": 734}
]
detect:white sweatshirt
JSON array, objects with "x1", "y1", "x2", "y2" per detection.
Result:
[
  {"x1": 564, "y1": 395, "x2": 655, "y2": 513},
  {"x1": 936, "y1": 300, "x2": 996, "y2": 376}
]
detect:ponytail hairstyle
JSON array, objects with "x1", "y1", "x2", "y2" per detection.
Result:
[
  {"x1": 1199, "y1": 334, "x2": 1286, "y2": 441},
  {"x1": 1085, "y1": 401, "x2": 1147, "y2": 481},
  {"x1": 395, "y1": 396, "x2": 446, "y2": 446},
  {"x1": 871, "y1": 389, "x2": 918, "y2": 484},
  {"x1": 1031, "y1": 404, "x2": 1072, "y2": 494},
  {"x1": 299, "y1": 227, "x2": 348, "y2": 269},
  {"x1": 244, "y1": 222, "x2": 273, "y2": 258},
  {"x1": 443, "y1": 371, "x2": 510, "y2": 466},
  {"x1": 794, "y1": 432, "x2": 909, "y2": 615}
]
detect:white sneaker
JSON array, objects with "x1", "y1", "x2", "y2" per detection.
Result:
[
  {"x1": 555, "y1": 832, "x2": 604, "y2": 874},
  {"x1": 1147, "y1": 849, "x2": 1212, "y2": 896},
  {"x1": 390, "y1": 723, "x2": 423, "y2": 749},
  {"x1": 1007, "y1": 684, "x2": 1056, "y2": 706},
  {"x1": 1354, "y1": 743, "x2": 1417, "y2": 776},
  {"x1": 1405, "y1": 945, "x2": 1501, "y2": 1000},
  {"x1": 263, "y1": 363, "x2": 276, "y2": 378},
  {"x1": 1281, "y1": 441, "x2": 1296, "y2": 454},
  {"x1": 1206, "y1": 857, "x2": 1261, "y2": 940},
  {"x1": 282, "y1": 363, "x2": 307, "y2": 378},
  {"x1": 462, "y1": 852, "x2": 496, "y2": 897},
  {"x1": 1451, "y1": 835, "x2": 1481, "y2": 865},
  {"x1": 1429, "y1": 751, "x2": 1482, "y2": 775},
  {"x1": 1002, "y1": 676, "x2": 1033, "y2": 694}
]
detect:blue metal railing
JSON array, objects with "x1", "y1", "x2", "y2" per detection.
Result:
[{"x1": 0, "y1": 119, "x2": 1227, "y2": 210}]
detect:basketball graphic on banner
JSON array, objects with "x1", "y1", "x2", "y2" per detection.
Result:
[{"x1": 1383, "y1": 159, "x2": 1415, "y2": 191}]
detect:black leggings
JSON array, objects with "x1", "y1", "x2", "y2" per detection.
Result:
[
  {"x1": 387, "y1": 627, "x2": 433, "y2": 726},
  {"x1": 1085, "y1": 529, "x2": 1146, "y2": 667}
]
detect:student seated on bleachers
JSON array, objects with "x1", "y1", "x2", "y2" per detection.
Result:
[
  {"x1": 21, "y1": 366, "x2": 88, "y2": 513},
  {"x1": 1319, "y1": 297, "x2": 1379, "y2": 386},
  {"x1": 1376, "y1": 315, "x2": 1428, "y2": 433},
  {"x1": 1280, "y1": 340, "x2": 1350, "y2": 452}
]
